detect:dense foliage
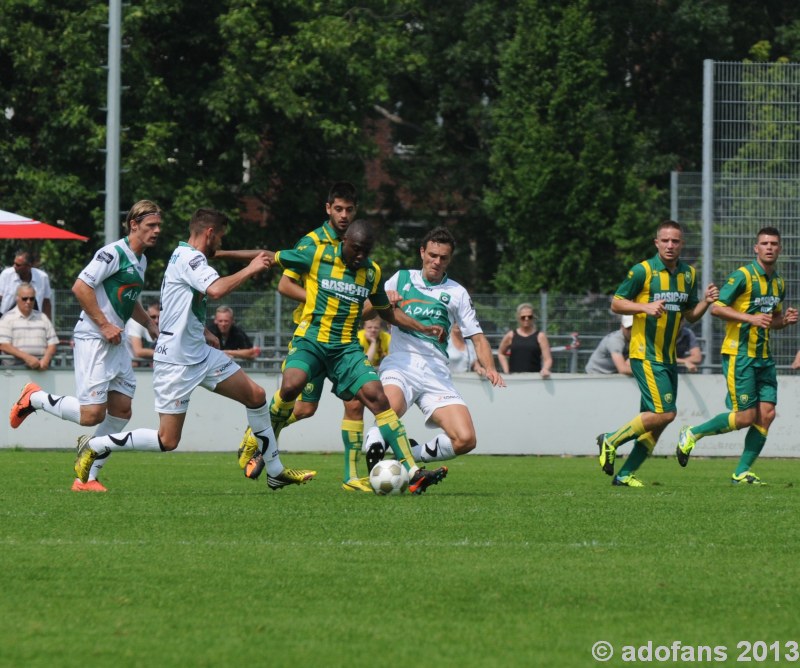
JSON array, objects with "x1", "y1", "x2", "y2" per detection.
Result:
[{"x1": 2, "y1": 1, "x2": 799, "y2": 292}]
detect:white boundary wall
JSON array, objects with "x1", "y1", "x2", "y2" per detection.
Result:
[{"x1": 3, "y1": 369, "x2": 800, "y2": 457}]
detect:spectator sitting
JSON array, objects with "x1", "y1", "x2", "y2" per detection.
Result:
[
  {"x1": 358, "y1": 314, "x2": 391, "y2": 368},
  {"x1": 447, "y1": 322, "x2": 483, "y2": 375},
  {"x1": 206, "y1": 305, "x2": 260, "y2": 360},
  {"x1": 0, "y1": 250, "x2": 52, "y2": 319},
  {"x1": 585, "y1": 315, "x2": 633, "y2": 375},
  {"x1": 676, "y1": 322, "x2": 702, "y2": 373},
  {"x1": 125, "y1": 302, "x2": 161, "y2": 366},
  {"x1": 0, "y1": 283, "x2": 59, "y2": 369},
  {"x1": 497, "y1": 302, "x2": 552, "y2": 378}
]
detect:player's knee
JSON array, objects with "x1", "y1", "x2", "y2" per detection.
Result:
[
  {"x1": 453, "y1": 436, "x2": 476, "y2": 455},
  {"x1": 660, "y1": 411, "x2": 677, "y2": 426},
  {"x1": 79, "y1": 406, "x2": 106, "y2": 427},
  {"x1": 247, "y1": 384, "x2": 267, "y2": 409}
]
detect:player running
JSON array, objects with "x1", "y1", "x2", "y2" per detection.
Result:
[{"x1": 9, "y1": 200, "x2": 162, "y2": 492}]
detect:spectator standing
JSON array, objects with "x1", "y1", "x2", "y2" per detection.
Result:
[
  {"x1": 0, "y1": 250, "x2": 52, "y2": 319},
  {"x1": 206, "y1": 305, "x2": 260, "y2": 361},
  {"x1": 497, "y1": 303, "x2": 552, "y2": 377},
  {"x1": 585, "y1": 315, "x2": 633, "y2": 375},
  {"x1": 125, "y1": 302, "x2": 161, "y2": 365},
  {"x1": 0, "y1": 283, "x2": 59, "y2": 369},
  {"x1": 675, "y1": 323, "x2": 702, "y2": 373}
]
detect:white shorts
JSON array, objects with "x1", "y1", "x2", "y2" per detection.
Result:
[
  {"x1": 153, "y1": 347, "x2": 240, "y2": 414},
  {"x1": 73, "y1": 337, "x2": 137, "y2": 405},
  {"x1": 379, "y1": 352, "x2": 466, "y2": 427}
]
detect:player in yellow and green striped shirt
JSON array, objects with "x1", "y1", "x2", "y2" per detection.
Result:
[
  {"x1": 675, "y1": 227, "x2": 798, "y2": 484},
  {"x1": 597, "y1": 220, "x2": 719, "y2": 487},
  {"x1": 260, "y1": 219, "x2": 450, "y2": 494}
]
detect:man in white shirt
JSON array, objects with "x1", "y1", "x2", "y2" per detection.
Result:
[
  {"x1": 362, "y1": 227, "x2": 505, "y2": 470},
  {"x1": 0, "y1": 283, "x2": 59, "y2": 368},
  {"x1": 9, "y1": 200, "x2": 162, "y2": 492},
  {"x1": 0, "y1": 250, "x2": 52, "y2": 319},
  {"x1": 69, "y1": 208, "x2": 316, "y2": 491}
]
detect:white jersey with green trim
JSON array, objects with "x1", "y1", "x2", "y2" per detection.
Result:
[
  {"x1": 73, "y1": 238, "x2": 147, "y2": 340},
  {"x1": 387, "y1": 268, "x2": 482, "y2": 362},
  {"x1": 154, "y1": 242, "x2": 220, "y2": 365}
]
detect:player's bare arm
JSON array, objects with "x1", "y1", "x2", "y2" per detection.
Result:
[
  {"x1": 212, "y1": 249, "x2": 265, "y2": 262},
  {"x1": 711, "y1": 303, "x2": 772, "y2": 328},
  {"x1": 470, "y1": 333, "x2": 506, "y2": 387},
  {"x1": 770, "y1": 306, "x2": 798, "y2": 330},
  {"x1": 205, "y1": 252, "x2": 273, "y2": 301},
  {"x1": 130, "y1": 301, "x2": 159, "y2": 341},
  {"x1": 72, "y1": 278, "x2": 122, "y2": 345},
  {"x1": 684, "y1": 283, "x2": 719, "y2": 323},
  {"x1": 378, "y1": 306, "x2": 445, "y2": 343},
  {"x1": 611, "y1": 297, "x2": 666, "y2": 319},
  {"x1": 277, "y1": 274, "x2": 306, "y2": 304}
]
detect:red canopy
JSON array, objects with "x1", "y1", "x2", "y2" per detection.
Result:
[{"x1": 0, "y1": 209, "x2": 89, "y2": 241}]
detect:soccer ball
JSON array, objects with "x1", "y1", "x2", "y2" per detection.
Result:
[{"x1": 369, "y1": 459, "x2": 409, "y2": 496}]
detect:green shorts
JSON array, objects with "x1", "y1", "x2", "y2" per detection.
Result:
[
  {"x1": 721, "y1": 354, "x2": 777, "y2": 411},
  {"x1": 631, "y1": 358, "x2": 678, "y2": 413},
  {"x1": 284, "y1": 337, "x2": 380, "y2": 401},
  {"x1": 281, "y1": 353, "x2": 326, "y2": 403}
]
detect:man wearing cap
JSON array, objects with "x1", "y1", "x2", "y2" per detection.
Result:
[
  {"x1": 585, "y1": 315, "x2": 633, "y2": 375},
  {"x1": 595, "y1": 220, "x2": 719, "y2": 487}
]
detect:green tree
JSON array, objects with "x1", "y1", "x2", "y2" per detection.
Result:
[{"x1": 487, "y1": 0, "x2": 658, "y2": 293}]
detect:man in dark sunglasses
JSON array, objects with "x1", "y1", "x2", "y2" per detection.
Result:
[{"x1": 0, "y1": 283, "x2": 58, "y2": 369}]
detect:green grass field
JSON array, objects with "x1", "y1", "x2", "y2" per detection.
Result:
[{"x1": 2, "y1": 450, "x2": 799, "y2": 668}]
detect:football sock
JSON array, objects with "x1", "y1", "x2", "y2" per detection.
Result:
[
  {"x1": 30, "y1": 391, "x2": 80, "y2": 423},
  {"x1": 618, "y1": 441, "x2": 649, "y2": 477},
  {"x1": 341, "y1": 419, "x2": 364, "y2": 481},
  {"x1": 247, "y1": 401, "x2": 283, "y2": 476},
  {"x1": 275, "y1": 412, "x2": 298, "y2": 439},
  {"x1": 735, "y1": 424, "x2": 767, "y2": 476},
  {"x1": 87, "y1": 414, "x2": 129, "y2": 481},
  {"x1": 637, "y1": 431, "x2": 656, "y2": 453},
  {"x1": 413, "y1": 434, "x2": 456, "y2": 462},
  {"x1": 689, "y1": 412, "x2": 736, "y2": 440},
  {"x1": 606, "y1": 414, "x2": 646, "y2": 448},
  {"x1": 89, "y1": 428, "x2": 164, "y2": 453},
  {"x1": 269, "y1": 390, "x2": 295, "y2": 437},
  {"x1": 375, "y1": 408, "x2": 417, "y2": 474},
  {"x1": 362, "y1": 425, "x2": 385, "y2": 454}
]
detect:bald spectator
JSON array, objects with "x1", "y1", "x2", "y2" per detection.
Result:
[
  {"x1": 0, "y1": 250, "x2": 52, "y2": 319},
  {"x1": 585, "y1": 315, "x2": 633, "y2": 375},
  {"x1": 206, "y1": 305, "x2": 260, "y2": 360},
  {"x1": 0, "y1": 283, "x2": 59, "y2": 369}
]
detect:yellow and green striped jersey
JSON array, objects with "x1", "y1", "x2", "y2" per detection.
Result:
[
  {"x1": 614, "y1": 254, "x2": 699, "y2": 363},
  {"x1": 718, "y1": 261, "x2": 784, "y2": 358},
  {"x1": 283, "y1": 220, "x2": 342, "y2": 325},
  {"x1": 274, "y1": 243, "x2": 390, "y2": 345}
]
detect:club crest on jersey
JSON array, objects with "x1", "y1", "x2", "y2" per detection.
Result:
[
  {"x1": 439, "y1": 293, "x2": 450, "y2": 304},
  {"x1": 367, "y1": 268, "x2": 375, "y2": 282},
  {"x1": 739, "y1": 393, "x2": 749, "y2": 404},
  {"x1": 664, "y1": 393, "x2": 674, "y2": 404},
  {"x1": 97, "y1": 251, "x2": 114, "y2": 264},
  {"x1": 684, "y1": 270, "x2": 692, "y2": 283}
]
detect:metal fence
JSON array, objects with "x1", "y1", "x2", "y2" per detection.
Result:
[
  {"x1": 701, "y1": 60, "x2": 800, "y2": 367},
  {"x1": 44, "y1": 288, "x2": 799, "y2": 374}
]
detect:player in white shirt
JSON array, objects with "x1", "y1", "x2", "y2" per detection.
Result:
[
  {"x1": 362, "y1": 227, "x2": 505, "y2": 470},
  {"x1": 9, "y1": 200, "x2": 162, "y2": 492},
  {"x1": 69, "y1": 208, "x2": 316, "y2": 491}
]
